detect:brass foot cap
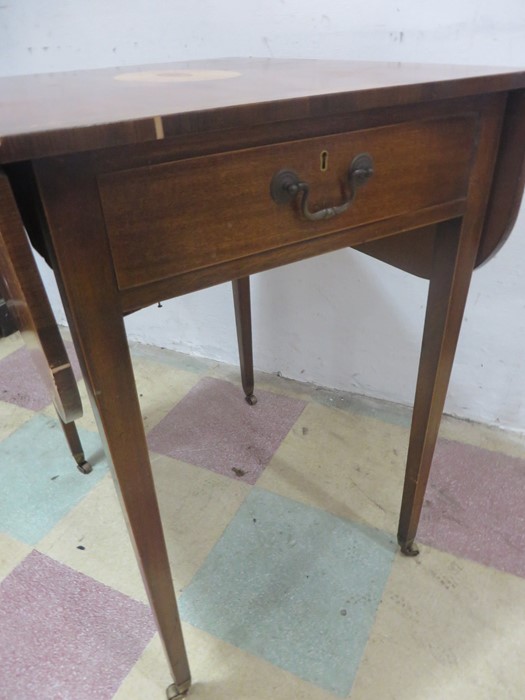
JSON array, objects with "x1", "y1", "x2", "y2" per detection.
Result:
[
  {"x1": 245, "y1": 394, "x2": 258, "y2": 406},
  {"x1": 76, "y1": 460, "x2": 92, "y2": 475},
  {"x1": 166, "y1": 680, "x2": 191, "y2": 699},
  {"x1": 399, "y1": 541, "x2": 420, "y2": 557}
]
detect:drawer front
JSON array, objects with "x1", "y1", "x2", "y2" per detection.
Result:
[{"x1": 98, "y1": 115, "x2": 477, "y2": 290}]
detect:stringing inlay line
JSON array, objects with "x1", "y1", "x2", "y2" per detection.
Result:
[{"x1": 154, "y1": 116, "x2": 165, "y2": 140}]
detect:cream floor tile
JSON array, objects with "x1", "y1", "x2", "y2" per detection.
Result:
[
  {"x1": 37, "y1": 457, "x2": 249, "y2": 602},
  {"x1": 255, "y1": 373, "x2": 318, "y2": 402},
  {"x1": 208, "y1": 362, "x2": 316, "y2": 403},
  {"x1": 135, "y1": 361, "x2": 202, "y2": 433},
  {"x1": 115, "y1": 623, "x2": 341, "y2": 700},
  {"x1": 351, "y1": 546, "x2": 525, "y2": 700},
  {"x1": 0, "y1": 399, "x2": 34, "y2": 440},
  {"x1": 70, "y1": 360, "x2": 200, "y2": 433},
  {"x1": 152, "y1": 453, "x2": 250, "y2": 591},
  {"x1": 0, "y1": 332, "x2": 24, "y2": 361},
  {"x1": 257, "y1": 402, "x2": 408, "y2": 534},
  {"x1": 36, "y1": 474, "x2": 149, "y2": 601},
  {"x1": 129, "y1": 341, "x2": 216, "y2": 374},
  {"x1": 0, "y1": 532, "x2": 32, "y2": 579},
  {"x1": 440, "y1": 414, "x2": 525, "y2": 460}
]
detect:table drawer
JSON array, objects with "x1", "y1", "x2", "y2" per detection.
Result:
[{"x1": 98, "y1": 115, "x2": 477, "y2": 290}]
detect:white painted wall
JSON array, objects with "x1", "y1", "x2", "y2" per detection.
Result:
[{"x1": 2, "y1": 1, "x2": 525, "y2": 429}]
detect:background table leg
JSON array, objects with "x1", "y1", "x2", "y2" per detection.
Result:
[{"x1": 232, "y1": 276, "x2": 257, "y2": 405}]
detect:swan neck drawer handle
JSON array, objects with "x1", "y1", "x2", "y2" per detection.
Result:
[{"x1": 270, "y1": 153, "x2": 374, "y2": 221}]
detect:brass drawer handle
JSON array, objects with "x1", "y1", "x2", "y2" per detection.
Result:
[{"x1": 270, "y1": 153, "x2": 374, "y2": 221}]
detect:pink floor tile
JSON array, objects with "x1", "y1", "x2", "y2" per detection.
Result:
[
  {"x1": 148, "y1": 377, "x2": 306, "y2": 484},
  {"x1": 0, "y1": 550, "x2": 156, "y2": 699},
  {"x1": 419, "y1": 438, "x2": 525, "y2": 577},
  {"x1": 0, "y1": 342, "x2": 81, "y2": 411}
]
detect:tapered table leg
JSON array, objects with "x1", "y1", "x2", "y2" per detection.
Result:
[
  {"x1": 397, "y1": 97, "x2": 506, "y2": 554},
  {"x1": 69, "y1": 317, "x2": 191, "y2": 696},
  {"x1": 232, "y1": 276, "x2": 257, "y2": 405},
  {"x1": 397, "y1": 219, "x2": 476, "y2": 555},
  {"x1": 34, "y1": 160, "x2": 191, "y2": 697}
]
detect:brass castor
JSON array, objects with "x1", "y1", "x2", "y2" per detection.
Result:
[
  {"x1": 400, "y1": 540, "x2": 420, "y2": 557},
  {"x1": 245, "y1": 394, "x2": 257, "y2": 406},
  {"x1": 76, "y1": 458, "x2": 93, "y2": 475},
  {"x1": 166, "y1": 681, "x2": 191, "y2": 699}
]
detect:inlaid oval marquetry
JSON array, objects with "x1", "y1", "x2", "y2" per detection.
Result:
[{"x1": 114, "y1": 69, "x2": 241, "y2": 83}]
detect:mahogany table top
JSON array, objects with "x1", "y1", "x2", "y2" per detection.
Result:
[{"x1": 1, "y1": 57, "x2": 525, "y2": 163}]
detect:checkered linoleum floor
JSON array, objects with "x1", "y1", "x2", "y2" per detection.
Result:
[{"x1": 1, "y1": 331, "x2": 525, "y2": 700}]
